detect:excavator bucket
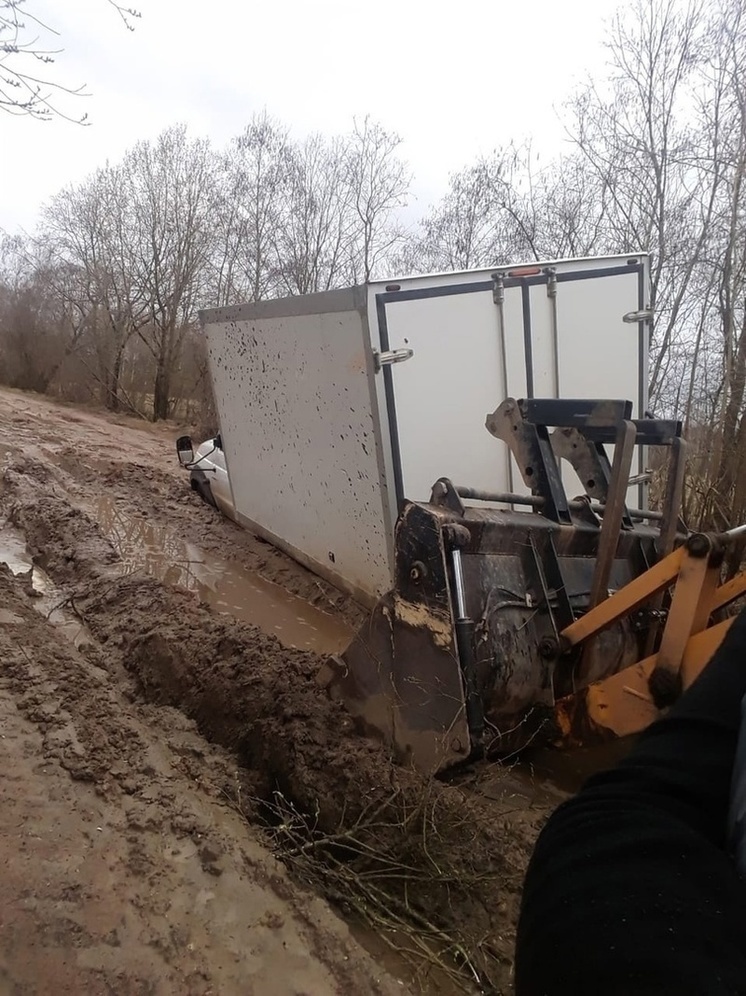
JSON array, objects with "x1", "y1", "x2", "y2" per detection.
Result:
[{"x1": 322, "y1": 398, "x2": 688, "y2": 774}]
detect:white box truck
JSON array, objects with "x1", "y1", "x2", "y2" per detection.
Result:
[{"x1": 195, "y1": 255, "x2": 651, "y2": 606}]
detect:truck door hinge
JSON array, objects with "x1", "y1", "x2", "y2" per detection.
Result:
[
  {"x1": 545, "y1": 267, "x2": 557, "y2": 298},
  {"x1": 373, "y1": 348, "x2": 413, "y2": 373}
]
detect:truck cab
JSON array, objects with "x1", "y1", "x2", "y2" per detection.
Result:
[{"x1": 176, "y1": 433, "x2": 234, "y2": 520}]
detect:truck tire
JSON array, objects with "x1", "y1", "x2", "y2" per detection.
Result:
[{"x1": 189, "y1": 470, "x2": 218, "y2": 509}]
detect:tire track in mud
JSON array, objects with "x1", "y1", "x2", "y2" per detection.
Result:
[
  {"x1": 0, "y1": 564, "x2": 401, "y2": 996},
  {"x1": 0, "y1": 385, "x2": 366, "y2": 629},
  {"x1": 3, "y1": 455, "x2": 549, "y2": 994},
  {"x1": 51, "y1": 442, "x2": 368, "y2": 630}
]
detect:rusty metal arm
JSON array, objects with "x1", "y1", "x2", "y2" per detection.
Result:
[
  {"x1": 560, "y1": 545, "x2": 684, "y2": 649},
  {"x1": 586, "y1": 421, "x2": 637, "y2": 609}
]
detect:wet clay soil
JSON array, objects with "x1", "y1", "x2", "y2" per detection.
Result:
[
  {"x1": 92, "y1": 495, "x2": 353, "y2": 655},
  {"x1": 0, "y1": 388, "x2": 560, "y2": 994}
]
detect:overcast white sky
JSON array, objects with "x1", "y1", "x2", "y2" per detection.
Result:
[{"x1": 1, "y1": 0, "x2": 616, "y2": 235}]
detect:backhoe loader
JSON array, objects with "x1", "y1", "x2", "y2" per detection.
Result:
[{"x1": 321, "y1": 397, "x2": 746, "y2": 773}]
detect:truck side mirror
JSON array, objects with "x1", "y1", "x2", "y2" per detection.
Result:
[
  {"x1": 176, "y1": 435, "x2": 194, "y2": 467},
  {"x1": 213, "y1": 433, "x2": 223, "y2": 450}
]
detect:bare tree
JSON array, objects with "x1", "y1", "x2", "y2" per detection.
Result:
[
  {"x1": 0, "y1": 0, "x2": 139, "y2": 121},
  {"x1": 0, "y1": 250, "x2": 90, "y2": 394},
  {"x1": 415, "y1": 157, "x2": 510, "y2": 272},
  {"x1": 212, "y1": 113, "x2": 291, "y2": 305},
  {"x1": 344, "y1": 117, "x2": 411, "y2": 282},
  {"x1": 414, "y1": 143, "x2": 609, "y2": 274},
  {"x1": 272, "y1": 118, "x2": 412, "y2": 291},
  {"x1": 565, "y1": 0, "x2": 716, "y2": 408},
  {"x1": 123, "y1": 125, "x2": 219, "y2": 420},
  {"x1": 696, "y1": 0, "x2": 746, "y2": 529},
  {"x1": 42, "y1": 164, "x2": 151, "y2": 411},
  {"x1": 274, "y1": 132, "x2": 355, "y2": 295}
]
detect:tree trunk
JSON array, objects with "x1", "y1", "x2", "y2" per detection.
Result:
[
  {"x1": 716, "y1": 314, "x2": 746, "y2": 514},
  {"x1": 153, "y1": 355, "x2": 170, "y2": 421},
  {"x1": 107, "y1": 344, "x2": 125, "y2": 413}
]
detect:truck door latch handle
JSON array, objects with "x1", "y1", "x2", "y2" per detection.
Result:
[
  {"x1": 373, "y1": 348, "x2": 414, "y2": 372},
  {"x1": 623, "y1": 309, "x2": 654, "y2": 324}
]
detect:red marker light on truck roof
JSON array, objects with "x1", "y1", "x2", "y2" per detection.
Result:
[{"x1": 506, "y1": 266, "x2": 542, "y2": 277}]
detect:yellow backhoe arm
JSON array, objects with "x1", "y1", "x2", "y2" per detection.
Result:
[{"x1": 556, "y1": 527, "x2": 746, "y2": 741}]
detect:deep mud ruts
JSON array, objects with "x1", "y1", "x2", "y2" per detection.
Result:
[{"x1": 0, "y1": 390, "x2": 554, "y2": 994}]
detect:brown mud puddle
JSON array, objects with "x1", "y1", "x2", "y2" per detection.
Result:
[
  {"x1": 92, "y1": 497, "x2": 354, "y2": 656},
  {"x1": 0, "y1": 525, "x2": 92, "y2": 649}
]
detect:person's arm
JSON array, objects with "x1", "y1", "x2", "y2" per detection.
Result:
[{"x1": 515, "y1": 610, "x2": 746, "y2": 996}]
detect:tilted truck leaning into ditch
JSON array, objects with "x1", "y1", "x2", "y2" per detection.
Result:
[{"x1": 177, "y1": 255, "x2": 746, "y2": 775}]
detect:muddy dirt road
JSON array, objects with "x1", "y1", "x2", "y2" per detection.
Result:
[{"x1": 0, "y1": 388, "x2": 560, "y2": 995}]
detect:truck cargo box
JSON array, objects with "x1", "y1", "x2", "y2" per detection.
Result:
[{"x1": 199, "y1": 255, "x2": 650, "y2": 604}]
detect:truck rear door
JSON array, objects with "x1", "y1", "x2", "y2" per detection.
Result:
[{"x1": 369, "y1": 255, "x2": 649, "y2": 512}]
